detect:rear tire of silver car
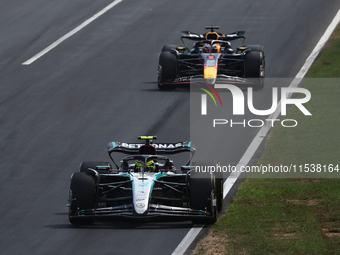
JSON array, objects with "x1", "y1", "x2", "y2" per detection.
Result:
[
  {"x1": 79, "y1": 161, "x2": 111, "y2": 174},
  {"x1": 244, "y1": 45, "x2": 265, "y2": 90},
  {"x1": 215, "y1": 171, "x2": 224, "y2": 213},
  {"x1": 69, "y1": 172, "x2": 96, "y2": 225},
  {"x1": 190, "y1": 172, "x2": 217, "y2": 224},
  {"x1": 158, "y1": 51, "x2": 177, "y2": 90}
]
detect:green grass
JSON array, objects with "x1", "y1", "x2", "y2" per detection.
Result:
[
  {"x1": 308, "y1": 26, "x2": 340, "y2": 78},
  {"x1": 212, "y1": 178, "x2": 340, "y2": 254},
  {"x1": 193, "y1": 25, "x2": 340, "y2": 255},
  {"x1": 258, "y1": 78, "x2": 340, "y2": 168}
]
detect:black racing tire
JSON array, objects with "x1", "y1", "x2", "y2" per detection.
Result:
[
  {"x1": 190, "y1": 171, "x2": 217, "y2": 224},
  {"x1": 244, "y1": 45, "x2": 265, "y2": 53},
  {"x1": 161, "y1": 45, "x2": 179, "y2": 52},
  {"x1": 215, "y1": 171, "x2": 224, "y2": 213},
  {"x1": 79, "y1": 161, "x2": 111, "y2": 174},
  {"x1": 244, "y1": 51, "x2": 264, "y2": 77},
  {"x1": 244, "y1": 49, "x2": 265, "y2": 90},
  {"x1": 237, "y1": 45, "x2": 265, "y2": 54},
  {"x1": 69, "y1": 172, "x2": 96, "y2": 225},
  {"x1": 158, "y1": 51, "x2": 177, "y2": 90}
]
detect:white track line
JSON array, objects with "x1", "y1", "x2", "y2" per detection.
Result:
[
  {"x1": 171, "y1": 226, "x2": 204, "y2": 255},
  {"x1": 22, "y1": 0, "x2": 123, "y2": 65},
  {"x1": 172, "y1": 8, "x2": 340, "y2": 255}
]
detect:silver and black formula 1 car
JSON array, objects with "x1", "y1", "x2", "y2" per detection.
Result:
[
  {"x1": 157, "y1": 26, "x2": 265, "y2": 90},
  {"x1": 68, "y1": 136, "x2": 223, "y2": 225}
]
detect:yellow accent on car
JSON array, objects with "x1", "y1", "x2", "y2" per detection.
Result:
[
  {"x1": 204, "y1": 67, "x2": 218, "y2": 79},
  {"x1": 140, "y1": 136, "x2": 154, "y2": 140}
]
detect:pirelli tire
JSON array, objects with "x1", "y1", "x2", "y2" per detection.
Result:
[
  {"x1": 69, "y1": 172, "x2": 96, "y2": 225},
  {"x1": 190, "y1": 171, "x2": 217, "y2": 224},
  {"x1": 158, "y1": 51, "x2": 177, "y2": 90},
  {"x1": 79, "y1": 161, "x2": 111, "y2": 175},
  {"x1": 244, "y1": 45, "x2": 265, "y2": 53},
  {"x1": 215, "y1": 171, "x2": 224, "y2": 213},
  {"x1": 244, "y1": 45, "x2": 265, "y2": 90},
  {"x1": 161, "y1": 45, "x2": 180, "y2": 52}
]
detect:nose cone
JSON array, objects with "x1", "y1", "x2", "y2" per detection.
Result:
[
  {"x1": 132, "y1": 173, "x2": 152, "y2": 215},
  {"x1": 204, "y1": 66, "x2": 217, "y2": 79}
]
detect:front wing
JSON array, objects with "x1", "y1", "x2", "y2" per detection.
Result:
[
  {"x1": 162, "y1": 75, "x2": 262, "y2": 88},
  {"x1": 69, "y1": 203, "x2": 213, "y2": 220}
]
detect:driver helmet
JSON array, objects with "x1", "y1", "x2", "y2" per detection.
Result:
[
  {"x1": 135, "y1": 160, "x2": 156, "y2": 172},
  {"x1": 211, "y1": 44, "x2": 221, "y2": 53},
  {"x1": 203, "y1": 43, "x2": 212, "y2": 53}
]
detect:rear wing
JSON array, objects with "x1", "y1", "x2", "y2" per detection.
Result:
[
  {"x1": 181, "y1": 31, "x2": 204, "y2": 41},
  {"x1": 181, "y1": 29, "x2": 245, "y2": 50},
  {"x1": 107, "y1": 141, "x2": 195, "y2": 155},
  {"x1": 107, "y1": 136, "x2": 196, "y2": 167},
  {"x1": 224, "y1": 31, "x2": 245, "y2": 40},
  {"x1": 181, "y1": 30, "x2": 245, "y2": 41}
]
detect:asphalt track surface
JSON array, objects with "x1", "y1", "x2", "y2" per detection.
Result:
[{"x1": 1, "y1": 1, "x2": 340, "y2": 254}]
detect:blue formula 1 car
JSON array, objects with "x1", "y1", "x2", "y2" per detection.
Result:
[{"x1": 157, "y1": 26, "x2": 265, "y2": 90}]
